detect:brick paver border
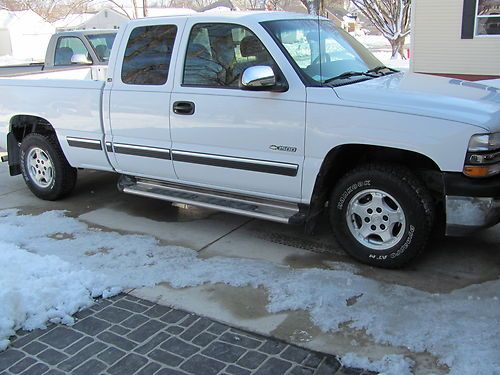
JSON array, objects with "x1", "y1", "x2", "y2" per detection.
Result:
[{"x1": 0, "y1": 294, "x2": 373, "y2": 375}]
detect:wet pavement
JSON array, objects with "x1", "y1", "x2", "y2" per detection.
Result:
[{"x1": 1, "y1": 165, "x2": 499, "y2": 374}]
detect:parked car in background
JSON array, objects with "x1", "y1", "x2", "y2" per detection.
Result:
[{"x1": 0, "y1": 29, "x2": 117, "y2": 76}]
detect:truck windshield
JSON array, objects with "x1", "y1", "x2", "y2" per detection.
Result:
[
  {"x1": 263, "y1": 19, "x2": 384, "y2": 85},
  {"x1": 86, "y1": 33, "x2": 117, "y2": 62}
]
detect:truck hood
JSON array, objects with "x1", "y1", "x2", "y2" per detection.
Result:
[{"x1": 334, "y1": 73, "x2": 500, "y2": 132}]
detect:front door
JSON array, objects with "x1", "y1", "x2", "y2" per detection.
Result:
[{"x1": 170, "y1": 21, "x2": 306, "y2": 200}]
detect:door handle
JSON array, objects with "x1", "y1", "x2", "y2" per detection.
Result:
[{"x1": 173, "y1": 101, "x2": 195, "y2": 115}]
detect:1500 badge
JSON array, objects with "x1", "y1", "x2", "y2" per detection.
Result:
[{"x1": 269, "y1": 145, "x2": 297, "y2": 152}]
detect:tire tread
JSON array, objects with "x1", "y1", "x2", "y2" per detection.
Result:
[
  {"x1": 330, "y1": 163, "x2": 435, "y2": 268},
  {"x1": 20, "y1": 133, "x2": 77, "y2": 200}
]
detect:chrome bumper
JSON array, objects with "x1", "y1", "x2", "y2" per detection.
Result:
[{"x1": 446, "y1": 196, "x2": 500, "y2": 236}]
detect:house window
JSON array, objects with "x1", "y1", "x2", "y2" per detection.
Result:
[{"x1": 475, "y1": 0, "x2": 500, "y2": 36}]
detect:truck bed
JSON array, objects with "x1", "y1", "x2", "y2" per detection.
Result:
[{"x1": 0, "y1": 66, "x2": 106, "y2": 160}]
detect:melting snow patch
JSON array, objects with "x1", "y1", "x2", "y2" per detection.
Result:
[
  {"x1": 341, "y1": 353, "x2": 414, "y2": 375},
  {"x1": 0, "y1": 210, "x2": 499, "y2": 375}
]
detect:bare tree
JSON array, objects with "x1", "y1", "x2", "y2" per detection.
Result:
[
  {"x1": 0, "y1": 0, "x2": 95, "y2": 21},
  {"x1": 246, "y1": 0, "x2": 261, "y2": 10},
  {"x1": 478, "y1": 0, "x2": 500, "y2": 15},
  {"x1": 102, "y1": 0, "x2": 133, "y2": 19},
  {"x1": 351, "y1": 0, "x2": 410, "y2": 59},
  {"x1": 265, "y1": 0, "x2": 281, "y2": 10},
  {"x1": 191, "y1": 0, "x2": 217, "y2": 10}
]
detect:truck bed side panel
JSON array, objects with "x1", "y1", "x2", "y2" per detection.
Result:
[{"x1": 0, "y1": 78, "x2": 112, "y2": 171}]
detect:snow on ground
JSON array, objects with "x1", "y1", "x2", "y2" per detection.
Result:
[
  {"x1": 341, "y1": 353, "x2": 414, "y2": 375},
  {"x1": 353, "y1": 33, "x2": 410, "y2": 72},
  {"x1": 1, "y1": 210, "x2": 499, "y2": 374},
  {"x1": 0, "y1": 55, "x2": 41, "y2": 67}
]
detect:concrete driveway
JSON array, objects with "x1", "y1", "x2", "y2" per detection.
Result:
[{"x1": 1, "y1": 163, "x2": 499, "y2": 374}]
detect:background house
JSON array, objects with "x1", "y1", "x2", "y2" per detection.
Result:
[
  {"x1": 54, "y1": 8, "x2": 128, "y2": 32},
  {"x1": 325, "y1": 5, "x2": 360, "y2": 32},
  {"x1": 0, "y1": 10, "x2": 55, "y2": 61},
  {"x1": 411, "y1": 0, "x2": 500, "y2": 80}
]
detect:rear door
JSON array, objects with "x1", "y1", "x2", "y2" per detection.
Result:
[{"x1": 106, "y1": 18, "x2": 186, "y2": 180}]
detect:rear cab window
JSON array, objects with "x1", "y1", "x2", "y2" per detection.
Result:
[{"x1": 86, "y1": 33, "x2": 117, "y2": 62}]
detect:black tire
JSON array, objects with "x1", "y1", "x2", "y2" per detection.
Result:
[
  {"x1": 329, "y1": 163, "x2": 434, "y2": 268},
  {"x1": 20, "y1": 133, "x2": 77, "y2": 201}
]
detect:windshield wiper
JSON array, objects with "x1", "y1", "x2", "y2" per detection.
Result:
[
  {"x1": 366, "y1": 66, "x2": 399, "y2": 75},
  {"x1": 323, "y1": 71, "x2": 377, "y2": 84}
]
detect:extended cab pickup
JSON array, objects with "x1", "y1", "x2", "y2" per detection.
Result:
[
  {"x1": 0, "y1": 29, "x2": 117, "y2": 76},
  {"x1": 1, "y1": 12, "x2": 499, "y2": 268}
]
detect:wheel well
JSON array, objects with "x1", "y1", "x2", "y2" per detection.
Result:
[
  {"x1": 305, "y1": 144, "x2": 445, "y2": 233},
  {"x1": 10, "y1": 115, "x2": 56, "y2": 142},
  {"x1": 7, "y1": 115, "x2": 56, "y2": 176}
]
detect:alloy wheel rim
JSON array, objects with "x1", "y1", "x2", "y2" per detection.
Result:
[
  {"x1": 346, "y1": 189, "x2": 406, "y2": 250},
  {"x1": 27, "y1": 147, "x2": 54, "y2": 188}
]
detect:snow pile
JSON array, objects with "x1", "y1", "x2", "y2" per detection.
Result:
[
  {"x1": 341, "y1": 353, "x2": 414, "y2": 375},
  {"x1": 352, "y1": 34, "x2": 410, "y2": 71},
  {"x1": 0, "y1": 210, "x2": 499, "y2": 375},
  {"x1": 0, "y1": 243, "x2": 99, "y2": 351}
]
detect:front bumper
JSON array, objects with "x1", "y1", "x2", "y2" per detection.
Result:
[{"x1": 444, "y1": 173, "x2": 500, "y2": 235}]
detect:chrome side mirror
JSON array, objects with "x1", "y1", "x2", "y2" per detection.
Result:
[
  {"x1": 241, "y1": 65, "x2": 277, "y2": 89},
  {"x1": 71, "y1": 54, "x2": 92, "y2": 65}
]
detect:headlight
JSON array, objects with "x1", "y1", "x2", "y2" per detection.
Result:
[
  {"x1": 463, "y1": 133, "x2": 500, "y2": 178},
  {"x1": 468, "y1": 133, "x2": 500, "y2": 152}
]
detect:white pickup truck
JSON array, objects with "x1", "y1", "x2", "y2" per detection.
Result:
[
  {"x1": 1, "y1": 12, "x2": 499, "y2": 268},
  {"x1": 0, "y1": 30, "x2": 117, "y2": 76}
]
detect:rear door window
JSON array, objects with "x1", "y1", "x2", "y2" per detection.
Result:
[{"x1": 121, "y1": 25, "x2": 177, "y2": 86}]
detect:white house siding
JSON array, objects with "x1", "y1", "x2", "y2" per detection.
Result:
[
  {"x1": 78, "y1": 9, "x2": 128, "y2": 30},
  {"x1": 412, "y1": 0, "x2": 500, "y2": 77}
]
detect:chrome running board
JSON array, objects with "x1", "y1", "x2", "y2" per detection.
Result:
[{"x1": 118, "y1": 176, "x2": 303, "y2": 224}]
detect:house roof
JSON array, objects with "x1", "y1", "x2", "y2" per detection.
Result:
[
  {"x1": 201, "y1": 0, "x2": 237, "y2": 12},
  {"x1": 52, "y1": 12, "x2": 94, "y2": 29}
]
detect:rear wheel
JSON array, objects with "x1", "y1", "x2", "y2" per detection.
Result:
[
  {"x1": 329, "y1": 164, "x2": 434, "y2": 268},
  {"x1": 20, "y1": 133, "x2": 77, "y2": 200}
]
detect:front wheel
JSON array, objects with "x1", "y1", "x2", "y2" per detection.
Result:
[
  {"x1": 20, "y1": 133, "x2": 77, "y2": 200},
  {"x1": 329, "y1": 164, "x2": 434, "y2": 268}
]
